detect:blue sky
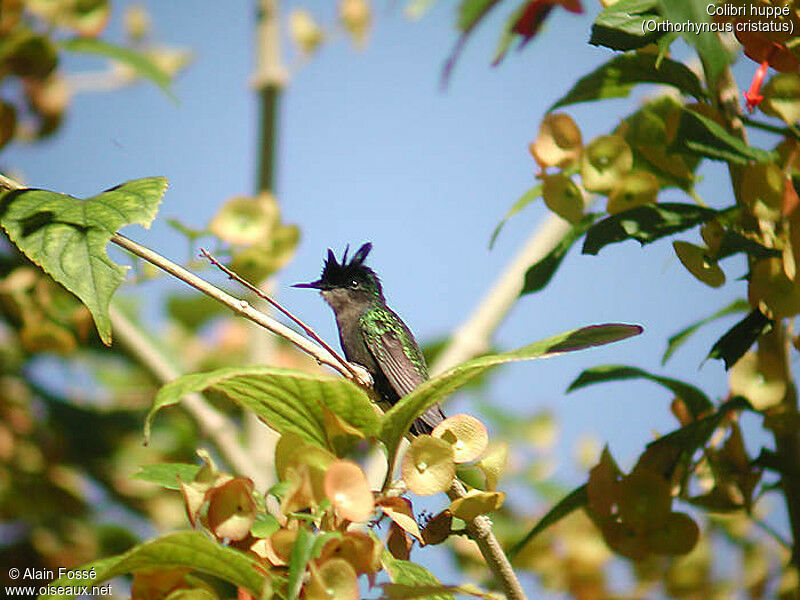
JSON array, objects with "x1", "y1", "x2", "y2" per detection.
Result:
[{"x1": 4, "y1": 1, "x2": 786, "y2": 595}]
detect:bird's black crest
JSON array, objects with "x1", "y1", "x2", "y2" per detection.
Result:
[{"x1": 318, "y1": 242, "x2": 379, "y2": 288}]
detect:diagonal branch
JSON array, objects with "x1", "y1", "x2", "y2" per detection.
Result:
[
  {"x1": 200, "y1": 248, "x2": 361, "y2": 380},
  {"x1": 110, "y1": 232, "x2": 372, "y2": 387}
]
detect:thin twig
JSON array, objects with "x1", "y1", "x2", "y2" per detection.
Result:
[
  {"x1": 447, "y1": 480, "x2": 527, "y2": 600},
  {"x1": 110, "y1": 233, "x2": 372, "y2": 387},
  {"x1": 200, "y1": 248, "x2": 361, "y2": 380},
  {"x1": 752, "y1": 515, "x2": 792, "y2": 550},
  {"x1": 741, "y1": 115, "x2": 800, "y2": 142}
]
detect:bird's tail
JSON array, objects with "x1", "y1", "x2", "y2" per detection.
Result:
[{"x1": 409, "y1": 404, "x2": 446, "y2": 436}]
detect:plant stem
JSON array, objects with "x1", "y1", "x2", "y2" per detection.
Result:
[
  {"x1": 448, "y1": 480, "x2": 528, "y2": 600},
  {"x1": 200, "y1": 248, "x2": 360, "y2": 380},
  {"x1": 712, "y1": 63, "x2": 800, "y2": 571},
  {"x1": 741, "y1": 115, "x2": 800, "y2": 142}
]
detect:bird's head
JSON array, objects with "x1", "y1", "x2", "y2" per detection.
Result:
[{"x1": 293, "y1": 242, "x2": 384, "y2": 307}]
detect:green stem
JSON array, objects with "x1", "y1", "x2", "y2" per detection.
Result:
[
  {"x1": 710, "y1": 60, "x2": 800, "y2": 572},
  {"x1": 741, "y1": 115, "x2": 800, "y2": 142}
]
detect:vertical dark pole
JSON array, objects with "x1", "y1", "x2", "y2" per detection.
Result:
[{"x1": 254, "y1": 0, "x2": 286, "y2": 194}]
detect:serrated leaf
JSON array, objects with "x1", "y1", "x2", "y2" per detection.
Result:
[
  {"x1": 663, "y1": 298, "x2": 750, "y2": 364},
  {"x1": 520, "y1": 214, "x2": 597, "y2": 295},
  {"x1": 550, "y1": 53, "x2": 706, "y2": 111},
  {"x1": 507, "y1": 483, "x2": 587, "y2": 559},
  {"x1": 567, "y1": 364, "x2": 712, "y2": 419},
  {"x1": 590, "y1": 0, "x2": 665, "y2": 51},
  {"x1": 582, "y1": 202, "x2": 721, "y2": 255},
  {"x1": 133, "y1": 463, "x2": 202, "y2": 490},
  {"x1": 0, "y1": 177, "x2": 167, "y2": 345},
  {"x1": 382, "y1": 551, "x2": 454, "y2": 600},
  {"x1": 489, "y1": 185, "x2": 542, "y2": 249},
  {"x1": 708, "y1": 308, "x2": 772, "y2": 370},
  {"x1": 61, "y1": 37, "x2": 175, "y2": 99},
  {"x1": 146, "y1": 366, "x2": 380, "y2": 448},
  {"x1": 380, "y1": 324, "x2": 642, "y2": 457},
  {"x1": 671, "y1": 108, "x2": 775, "y2": 164},
  {"x1": 37, "y1": 531, "x2": 268, "y2": 600},
  {"x1": 287, "y1": 528, "x2": 315, "y2": 600}
]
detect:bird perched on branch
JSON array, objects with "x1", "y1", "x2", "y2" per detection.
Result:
[{"x1": 294, "y1": 242, "x2": 445, "y2": 435}]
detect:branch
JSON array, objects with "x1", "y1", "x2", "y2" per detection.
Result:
[
  {"x1": 711, "y1": 61, "x2": 800, "y2": 570},
  {"x1": 447, "y1": 480, "x2": 527, "y2": 600},
  {"x1": 110, "y1": 233, "x2": 371, "y2": 387},
  {"x1": 741, "y1": 115, "x2": 800, "y2": 142},
  {"x1": 431, "y1": 214, "x2": 572, "y2": 375},
  {"x1": 200, "y1": 248, "x2": 361, "y2": 381}
]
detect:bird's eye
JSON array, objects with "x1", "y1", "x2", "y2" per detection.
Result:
[{"x1": 350, "y1": 279, "x2": 360, "y2": 289}]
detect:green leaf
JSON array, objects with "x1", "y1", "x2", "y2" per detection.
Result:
[
  {"x1": 37, "y1": 531, "x2": 268, "y2": 600},
  {"x1": 491, "y1": 2, "x2": 530, "y2": 66},
  {"x1": 621, "y1": 96, "x2": 700, "y2": 191},
  {"x1": 582, "y1": 202, "x2": 721, "y2": 255},
  {"x1": 133, "y1": 463, "x2": 202, "y2": 490},
  {"x1": 714, "y1": 230, "x2": 782, "y2": 261},
  {"x1": 550, "y1": 53, "x2": 706, "y2": 111},
  {"x1": 382, "y1": 551, "x2": 455, "y2": 600},
  {"x1": 663, "y1": 299, "x2": 750, "y2": 364},
  {"x1": 444, "y1": 0, "x2": 502, "y2": 84},
  {"x1": 590, "y1": 0, "x2": 665, "y2": 51},
  {"x1": 645, "y1": 396, "x2": 750, "y2": 463},
  {"x1": 567, "y1": 364, "x2": 712, "y2": 419},
  {"x1": 381, "y1": 584, "x2": 494, "y2": 599},
  {"x1": 489, "y1": 185, "x2": 542, "y2": 249},
  {"x1": 657, "y1": 0, "x2": 730, "y2": 89},
  {"x1": 0, "y1": 177, "x2": 167, "y2": 345},
  {"x1": 457, "y1": 0, "x2": 501, "y2": 31},
  {"x1": 507, "y1": 484, "x2": 587, "y2": 559},
  {"x1": 287, "y1": 528, "x2": 316, "y2": 600},
  {"x1": 60, "y1": 38, "x2": 175, "y2": 100},
  {"x1": 146, "y1": 366, "x2": 380, "y2": 448},
  {"x1": 380, "y1": 324, "x2": 643, "y2": 457},
  {"x1": 707, "y1": 308, "x2": 772, "y2": 370},
  {"x1": 520, "y1": 214, "x2": 597, "y2": 295},
  {"x1": 167, "y1": 294, "x2": 227, "y2": 330},
  {"x1": 250, "y1": 513, "x2": 281, "y2": 538},
  {"x1": 671, "y1": 108, "x2": 776, "y2": 165}
]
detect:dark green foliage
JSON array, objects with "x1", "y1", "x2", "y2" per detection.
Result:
[
  {"x1": 707, "y1": 309, "x2": 772, "y2": 370},
  {"x1": 582, "y1": 203, "x2": 721, "y2": 255}
]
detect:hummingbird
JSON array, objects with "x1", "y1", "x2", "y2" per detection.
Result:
[{"x1": 294, "y1": 242, "x2": 445, "y2": 436}]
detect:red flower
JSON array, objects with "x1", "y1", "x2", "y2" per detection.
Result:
[{"x1": 744, "y1": 59, "x2": 770, "y2": 112}]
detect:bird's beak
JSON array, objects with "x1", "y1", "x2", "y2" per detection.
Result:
[{"x1": 292, "y1": 279, "x2": 324, "y2": 289}]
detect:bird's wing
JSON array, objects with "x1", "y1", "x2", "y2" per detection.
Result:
[
  {"x1": 360, "y1": 309, "x2": 445, "y2": 434},
  {"x1": 360, "y1": 308, "x2": 427, "y2": 398}
]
